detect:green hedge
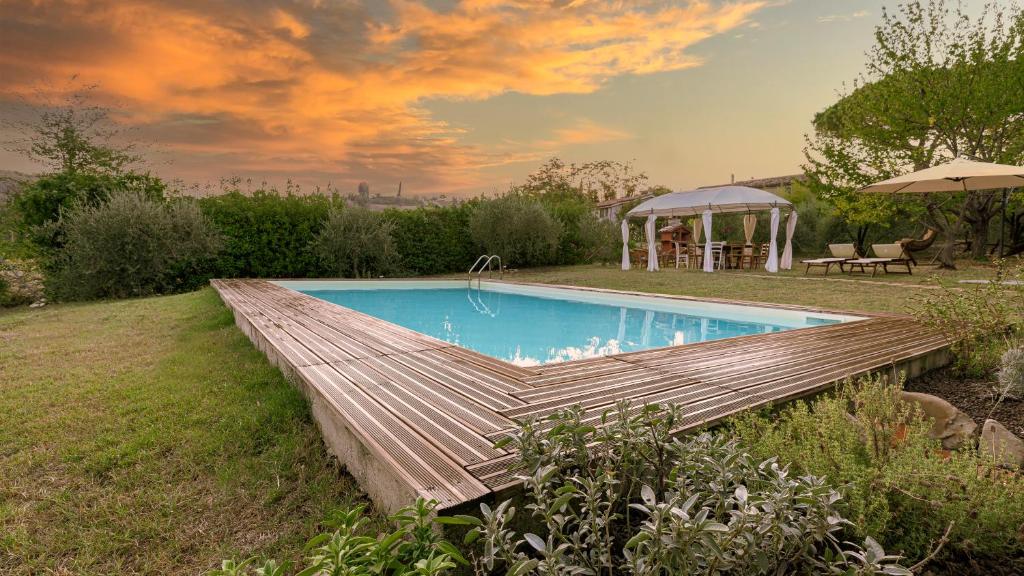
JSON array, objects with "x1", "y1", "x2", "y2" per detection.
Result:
[
  {"x1": 198, "y1": 191, "x2": 342, "y2": 279},
  {"x1": 388, "y1": 203, "x2": 479, "y2": 276}
]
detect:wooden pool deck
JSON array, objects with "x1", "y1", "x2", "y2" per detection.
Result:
[{"x1": 211, "y1": 279, "x2": 951, "y2": 512}]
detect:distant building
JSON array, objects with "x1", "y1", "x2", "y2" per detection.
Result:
[
  {"x1": 595, "y1": 194, "x2": 652, "y2": 221},
  {"x1": 700, "y1": 174, "x2": 806, "y2": 196}
]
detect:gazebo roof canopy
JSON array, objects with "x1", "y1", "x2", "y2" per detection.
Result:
[
  {"x1": 626, "y1": 185, "x2": 792, "y2": 218},
  {"x1": 858, "y1": 158, "x2": 1024, "y2": 194}
]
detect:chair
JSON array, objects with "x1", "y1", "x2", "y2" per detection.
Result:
[
  {"x1": 898, "y1": 228, "x2": 937, "y2": 265},
  {"x1": 675, "y1": 242, "x2": 689, "y2": 269},
  {"x1": 731, "y1": 244, "x2": 756, "y2": 270},
  {"x1": 753, "y1": 243, "x2": 769, "y2": 268},
  {"x1": 845, "y1": 243, "x2": 914, "y2": 276},
  {"x1": 710, "y1": 242, "x2": 726, "y2": 270},
  {"x1": 802, "y1": 244, "x2": 861, "y2": 276}
]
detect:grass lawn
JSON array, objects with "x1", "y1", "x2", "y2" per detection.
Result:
[
  {"x1": 496, "y1": 260, "x2": 1010, "y2": 314},
  {"x1": 0, "y1": 288, "x2": 378, "y2": 575}
]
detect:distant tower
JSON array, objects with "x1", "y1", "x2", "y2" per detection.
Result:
[
  {"x1": 397, "y1": 181, "x2": 402, "y2": 198},
  {"x1": 358, "y1": 181, "x2": 369, "y2": 203}
]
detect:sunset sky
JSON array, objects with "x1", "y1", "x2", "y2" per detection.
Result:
[{"x1": 0, "y1": 0, "x2": 988, "y2": 196}]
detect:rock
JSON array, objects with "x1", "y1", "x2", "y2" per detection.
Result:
[
  {"x1": 901, "y1": 392, "x2": 977, "y2": 450},
  {"x1": 980, "y1": 419, "x2": 1024, "y2": 469}
]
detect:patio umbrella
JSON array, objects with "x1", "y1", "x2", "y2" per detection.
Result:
[{"x1": 860, "y1": 158, "x2": 1024, "y2": 256}]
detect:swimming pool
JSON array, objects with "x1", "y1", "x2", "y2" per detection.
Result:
[{"x1": 275, "y1": 280, "x2": 862, "y2": 366}]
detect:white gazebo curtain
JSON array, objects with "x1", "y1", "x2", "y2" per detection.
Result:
[
  {"x1": 780, "y1": 211, "x2": 798, "y2": 270},
  {"x1": 743, "y1": 214, "x2": 757, "y2": 244},
  {"x1": 620, "y1": 219, "x2": 631, "y2": 270},
  {"x1": 701, "y1": 209, "x2": 713, "y2": 273},
  {"x1": 692, "y1": 217, "x2": 703, "y2": 245},
  {"x1": 764, "y1": 207, "x2": 780, "y2": 273},
  {"x1": 645, "y1": 215, "x2": 660, "y2": 272}
]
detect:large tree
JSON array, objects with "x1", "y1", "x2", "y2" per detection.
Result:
[{"x1": 804, "y1": 0, "x2": 1024, "y2": 267}]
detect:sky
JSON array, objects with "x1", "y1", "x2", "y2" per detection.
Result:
[{"x1": 0, "y1": 0, "x2": 989, "y2": 197}]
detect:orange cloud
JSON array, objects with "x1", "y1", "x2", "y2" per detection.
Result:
[{"x1": 0, "y1": 0, "x2": 766, "y2": 193}]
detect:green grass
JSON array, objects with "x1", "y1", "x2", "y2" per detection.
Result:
[
  {"x1": 0, "y1": 288, "x2": 378, "y2": 575},
  {"x1": 492, "y1": 260, "x2": 1010, "y2": 314}
]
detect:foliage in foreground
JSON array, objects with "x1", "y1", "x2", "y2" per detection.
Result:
[
  {"x1": 214, "y1": 499, "x2": 464, "y2": 576},
  {"x1": 910, "y1": 259, "x2": 1024, "y2": 375},
  {"x1": 47, "y1": 190, "x2": 221, "y2": 300},
  {"x1": 461, "y1": 404, "x2": 909, "y2": 575},
  {"x1": 216, "y1": 404, "x2": 908, "y2": 576},
  {"x1": 731, "y1": 376, "x2": 1024, "y2": 566}
]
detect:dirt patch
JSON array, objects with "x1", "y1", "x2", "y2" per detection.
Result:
[{"x1": 906, "y1": 368, "x2": 1024, "y2": 437}]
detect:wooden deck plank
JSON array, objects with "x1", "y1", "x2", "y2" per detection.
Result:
[
  {"x1": 329, "y1": 359, "x2": 506, "y2": 465},
  {"x1": 351, "y1": 356, "x2": 518, "y2": 435},
  {"x1": 211, "y1": 278, "x2": 951, "y2": 513},
  {"x1": 300, "y1": 363, "x2": 491, "y2": 506}
]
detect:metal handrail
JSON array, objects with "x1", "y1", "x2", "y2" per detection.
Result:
[{"x1": 468, "y1": 254, "x2": 503, "y2": 288}]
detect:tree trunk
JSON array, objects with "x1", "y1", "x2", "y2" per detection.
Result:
[
  {"x1": 963, "y1": 191, "x2": 999, "y2": 260},
  {"x1": 968, "y1": 216, "x2": 990, "y2": 259},
  {"x1": 925, "y1": 200, "x2": 961, "y2": 270},
  {"x1": 852, "y1": 224, "x2": 870, "y2": 257}
]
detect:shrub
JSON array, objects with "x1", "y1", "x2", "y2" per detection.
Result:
[
  {"x1": 48, "y1": 191, "x2": 221, "y2": 300},
  {"x1": 470, "y1": 194, "x2": 562, "y2": 268},
  {"x1": 996, "y1": 345, "x2": 1024, "y2": 399},
  {"x1": 15, "y1": 171, "x2": 166, "y2": 248},
  {"x1": 730, "y1": 375, "x2": 1024, "y2": 566},
  {"x1": 911, "y1": 259, "x2": 1024, "y2": 375},
  {"x1": 535, "y1": 190, "x2": 616, "y2": 264},
  {"x1": 213, "y1": 498, "x2": 465, "y2": 576},
  {"x1": 388, "y1": 203, "x2": 478, "y2": 275},
  {"x1": 312, "y1": 205, "x2": 398, "y2": 278},
  {"x1": 199, "y1": 190, "x2": 340, "y2": 279},
  {"x1": 462, "y1": 403, "x2": 909, "y2": 576}
]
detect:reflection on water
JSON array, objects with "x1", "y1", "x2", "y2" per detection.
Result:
[{"x1": 302, "y1": 287, "x2": 832, "y2": 365}]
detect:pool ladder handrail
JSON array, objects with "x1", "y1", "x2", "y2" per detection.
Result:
[{"x1": 468, "y1": 254, "x2": 503, "y2": 288}]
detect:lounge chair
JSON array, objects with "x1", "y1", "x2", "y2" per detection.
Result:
[
  {"x1": 802, "y1": 244, "x2": 860, "y2": 276},
  {"x1": 898, "y1": 227, "x2": 937, "y2": 265},
  {"x1": 845, "y1": 243, "x2": 914, "y2": 276}
]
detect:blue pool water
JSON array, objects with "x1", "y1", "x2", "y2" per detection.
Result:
[{"x1": 298, "y1": 285, "x2": 844, "y2": 366}]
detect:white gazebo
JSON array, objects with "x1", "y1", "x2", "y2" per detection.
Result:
[{"x1": 623, "y1": 185, "x2": 796, "y2": 273}]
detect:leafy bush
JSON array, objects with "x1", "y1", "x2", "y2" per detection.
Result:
[
  {"x1": 199, "y1": 191, "x2": 340, "y2": 279},
  {"x1": 911, "y1": 260, "x2": 1024, "y2": 375},
  {"x1": 213, "y1": 498, "x2": 465, "y2": 576},
  {"x1": 312, "y1": 206, "x2": 398, "y2": 278},
  {"x1": 15, "y1": 171, "x2": 166, "y2": 247},
  {"x1": 388, "y1": 203, "x2": 478, "y2": 275},
  {"x1": 731, "y1": 375, "x2": 1024, "y2": 566},
  {"x1": 997, "y1": 345, "x2": 1024, "y2": 399},
  {"x1": 535, "y1": 190, "x2": 616, "y2": 264},
  {"x1": 462, "y1": 403, "x2": 909, "y2": 576},
  {"x1": 48, "y1": 191, "x2": 220, "y2": 300},
  {"x1": 470, "y1": 194, "x2": 562, "y2": 268}
]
